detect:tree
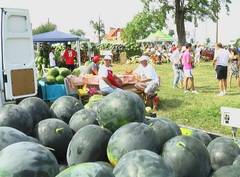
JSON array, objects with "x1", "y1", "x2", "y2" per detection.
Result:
[
  {"x1": 32, "y1": 21, "x2": 57, "y2": 35},
  {"x1": 90, "y1": 18, "x2": 105, "y2": 43},
  {"x1": 140, "y1": 0, "x2": 231, "y2": 45},
  {"x1": 121, "y1": 10, "x2": 166, "y2": 43},
  {"x1": 69, "y1": 29, "x2": 85, "y2": 37}
]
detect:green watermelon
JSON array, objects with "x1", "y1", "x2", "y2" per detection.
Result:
[
  {"x1": 50, "y1": 96, "x2": 84, "y2": 123},
  {"x1": 67, "y1": 125, "x2": 112, "y2": 166},
  {"x1": 35, "y1": 118, "x2": 73, "y2": 161},
  {"x1": 107, "y1": 122, "x2": 158, "y2": 166},
  {"x1": 233, "y1": 155, "x2": 240, "y2": 166},
  {"x1": 191, "y1": 129, "x2": 212, "y2": 146},
  {"x1": 69, "y1": 109, "x2": 98, "y2": 132},
  {"x1": 0, "y1": 127, "x2": 36, "y2": 151},
  {"x1": 71, "y1": 68, "x2": 81, "y2": 76},
  {"x1": 56, "y1": 75, "x2": 65, "y2": 84},
  {"x1": 162, "y1": 135, "x2": 211, "y2": 177},
  {"x1": 46, "y1": 75, "x2": 56, "y2": 84},
  {"x1": 19, "y1": 97, "x2": 52, "y2": 126},
  {"x1": 97, "y1": 90, "x2": 145, "y2": 132},
  {"x1": 210, "y1": 165, "x2": 240, "y2": 177},
  {"x1": 0, "y1": 104, "x2": 33, "y2": 135},
  {"x1": 0, "y1": 142, "x2": 59, "y2": 177},
  {"x1": 56, "y1": 162, "x2": 114, "y2": 177},
  {"x1": 145, "y1": 117, "x2": 181, "y2": 153},
  {"x1": 113, "y1": 150, "x2": 175, "y2": 177},
  {"x1": 47, "y1": 67, "x2": 59, "y2": 77},
  {"x1": 84, "y1": 95, "x2": 104, "y2": 110},
  {"x1": 59, "y1": 67, "x2": 71, "y2": 77},
  {"x1": 207, "y1": 137, "x2": 240, "y2": 171}
]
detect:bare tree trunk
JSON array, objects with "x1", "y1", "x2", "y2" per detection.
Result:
[{"x1": 175, "y1": 0, "x2": 186, "y2": 45}]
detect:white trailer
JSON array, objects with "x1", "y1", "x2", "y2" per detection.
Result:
[{"x1": 0, "y1": 8, "x2": 37, "y2": 106}]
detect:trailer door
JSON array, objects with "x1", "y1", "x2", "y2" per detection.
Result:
[{"x1": 1, "y1": 8, "x2": 37, "y2": 101}]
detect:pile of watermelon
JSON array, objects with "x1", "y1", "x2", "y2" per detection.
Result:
[
  {"x1": 0, "y1": 90, "x2": 240, "y2": 177},
  {"x1": 45, "y1": 67, "x2": 71, "y2": 84}
]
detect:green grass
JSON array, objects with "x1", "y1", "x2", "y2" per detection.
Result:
[{"x1": 113, "y1": 62, "x2": 240, "y2": 136}]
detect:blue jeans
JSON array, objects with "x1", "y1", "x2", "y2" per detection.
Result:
[{"x1": 172, "y1": 65, "x2": 183, "y2": 87}]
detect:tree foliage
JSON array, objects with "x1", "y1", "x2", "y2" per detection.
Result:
[
  {"x1": 140, "y1": 0, "x2": 231, "y2": 44},
  {"x1": 121, "y1": 10, "x2": 166, "y2": 43},
  {"x1": 32, "y1": 22, "x2": 57, "y2": 35},
  {"x1": 69, "y1": 29, "x2": 85, "y2": 37},
  {"x1": 90, "y1": 18, "x2": 105, "y2": 43}
]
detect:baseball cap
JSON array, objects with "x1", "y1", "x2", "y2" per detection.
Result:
[
  {"x1": 104, "y1": 55, "x2": 112, "y2": 60},
  {"x1": 92, "y1": 55, "x2": 100, "y2": 63},
  {"x1": 139, "y1": 55, "x2": 149, "y2": 62}
]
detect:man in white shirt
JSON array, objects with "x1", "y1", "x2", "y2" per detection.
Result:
[
  {"x1": 213, "y1": 43, "x2": 230, "y2": 96},
  {"x1": 133, "y1": 55, "x2": 160, "y2": 96},
  {"x1": 98, "y1": 55, "x2": 122, "y2": 94},
  {"x1": 49, "y1": 47, "x2": 56, "y2": 67}
]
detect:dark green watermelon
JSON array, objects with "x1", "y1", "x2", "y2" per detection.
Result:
[
  {"x1": 207, "y1": 137, "x2": 240, "y2": 171},
  {"x1": 113, "y1": 150, "x2": 175, "y2": 177},
  {"x1": 0, "y1": 104, "x2": 33, "y2": 135},
  {"x1": 0, "y1": 142, "x2": 59, "y2": 177},
  {"x1": 191, "y1": 129, "x2": 212, "y2": 146},
  {"x1": 162, "y1": 135, "x2": 211, "y2": 177},
  {"x1": 19, "y1": 97, "x2": 52, "y2": 126},
  {"x1": 96, "y1": 90, "x2": 145, "y2": 132},
  {"x1": 69, "y1": 109, "x2": 98, "y2": 132},
  {"x1": 67, "y1": 125, "x2": 112, "y2": 166},
  {"x1": 210, "y1": 165, "x2": 240, "y2": 177},
  {"x1": 145, "y1": 117, "x2": 181, "y2": 153},
  {"x1": 107, "y1": 122, "x2": 158, "y2": 166},
  {"x1": 56, "y1": 162, "x2": 114, "y2": 177},
  {"x1": 233, "y1": 155, "x2": 240, "y2": 166},
  {"x1": 158, "y1": 117, "x2": 182, "y2": 135},
  {"x1": 35, "y1": 118, "x2": 73, "y2": 161},
  {"x1": 50, "y1": 96, "x2": 84, "y2": 123},
  {"x1": 0, "y1": 126, "x2": 36, "y2": 151}
]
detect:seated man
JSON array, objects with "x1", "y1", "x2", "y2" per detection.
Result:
[
  {"x1": 133, "y1": 55, "x2": 160, "y2": 110},
  {"x1": 98, "y1": 55, "x2": 122, "y2": 94},
  {"x1": 81, "y1": 55, "x2": 101, "y2": 75}
]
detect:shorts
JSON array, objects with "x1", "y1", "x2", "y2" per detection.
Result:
[
  {"x1": 216, "y1": 65, "x2": 227, "y2": 80},
  {"x1": 183, "y1": 69, "x2": 193, "y2": 78},
  {"x1": 66, "y1": 64, "x2": 75, "y2": 71}
]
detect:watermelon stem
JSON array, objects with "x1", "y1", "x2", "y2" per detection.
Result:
[{"x1": 55, "y1": 128, "x2": 64, "y2": 134}]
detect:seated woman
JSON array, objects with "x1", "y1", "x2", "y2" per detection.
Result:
[
  {"x1": 98, "y1": 55, "x2": 122, "y2": 94},
  {"x1": 81, "y1": 55, "x2": 101, "y2": 75}
]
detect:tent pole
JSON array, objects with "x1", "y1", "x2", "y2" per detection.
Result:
[{"x1": 76, "y1": 40, "x2": 81, "y2": 66}]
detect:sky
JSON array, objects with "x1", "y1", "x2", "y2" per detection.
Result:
[{"x1": 0, "y1": 0, "x2": 239, "y2": 44}]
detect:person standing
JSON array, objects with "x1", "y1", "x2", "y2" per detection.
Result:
[
  {"x1": 182, "y1": 43, "x2": 198, "y2": 94},
  {"x1": 62, "y1": 44, "x2": 77, "y2": 71},
  {"x1": 49, "y1": 47, "x2": 56, "y2": 67},
  {"x1": 194, "y1": 45, "x2": 202, "y2": 65},
  {"x1": 170, "y1": 45, "x2": 183, "y2": 88},
  {"x1": 213, "y1": 43, "x2": 230, "y2": 96},
  {"x1": 81, "y1": 55, "x2": 101, "y2": 75}
]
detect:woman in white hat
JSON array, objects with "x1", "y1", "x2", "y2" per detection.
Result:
[{"x1": 98, "y1": 55, "x2": 122, "y2": 94}]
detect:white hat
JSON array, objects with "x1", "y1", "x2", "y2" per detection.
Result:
[
  {"x1": 139, "y1": 55, "x2": 149, "y2": 62},
  {"x1": 104, "y1": 55, "x2": 112, "y2": 60}
]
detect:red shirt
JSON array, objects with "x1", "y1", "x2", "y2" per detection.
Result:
[{"x1": 63, "y1": 49, "x2": 77, "y2": 65}]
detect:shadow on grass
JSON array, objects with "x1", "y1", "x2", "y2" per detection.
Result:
[
  {"x1": 159, "y1": 98, "x2": 183, "y2": 111},
  {"x1": 197, "y1": 85, "x2": 217, "y2": 93}
]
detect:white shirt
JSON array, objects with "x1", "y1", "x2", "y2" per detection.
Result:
[
  {"x1": 49, "y1": 52, "x2": 56, "y2": 67},
  {"x1": 134, "y1": 64, "x2": 159, "y2": 83},
  {"x1": 195, "y1": 47, "x2": 201, "y2": 56},
  {"x1": 170, "y1": 49, "x2": 181, "y2": 64},
  {"x1": 98, "y1": 64, "x2": 111, "y2": 90},
  {"x1": 214, "y1": 48, "x2": 230, "y2": 66}
]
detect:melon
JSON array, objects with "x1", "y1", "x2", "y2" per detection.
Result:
[
  {"x1": 0, "y1": 104, "x2": 33, "y2": 135},
  {"x1": 69, "y1": 109, "x2": 98, "y2": 132},
  {"x1": 97, "y1": 90, "x2": 145, "y2": 132},
  {"x1": 0, "y1": 142, "x2": 59, "y2": 177},
  {"x1": 67, "y1": 125, "x2": 112, "y2": 166},
  {"x1": 56, "y1": 162, "x2": 114, "y2": 177},
  {"x1": 46, "y1": 75, "x2": 56, "y2": 84},
  {"x1": 47, "y1": 67, "x2": 59, "y2": 77},
  {"x1": 207, "y1": 137, "x2": 240, "y2": 171},
  {"x1": 50, "y1": 96, "x2": 84, "y2": 123},
  {"x1": 59, "y1": 67, "x2": 71, "y2": 77},
  {"x1": 35, "y1": 118, "x2": 73, "y2": 161},
  {"x1": 19, "y1": 97, "x2": 52, "y2": 126},
  {"x1": 210, "y1": 165, "x2": 240, "y2": 177},
  {"x1": 233, "y1": 155, "x2": 240, "y2": 166},
  {"x1": 191, "y1": 129, "x2": 212, "y2": 146},
  {"x1": 145, "y1": 117, "x2": 181, "y2": 152},
  {"x1": 56, "y1": 75, "x2": 65, "y2": 84},
  {"x1": 107, "y1": 122, "x2": 158, "y2": 166},
  {"x1": 162, "y1": 135, "x2": 211, "y2": 177},
  {"x1": 0, "y1": 127, "x2": 36, "y2": 151},
  {"x1": 113, "y1": 150, "x2": 175, "y2": 177}
]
